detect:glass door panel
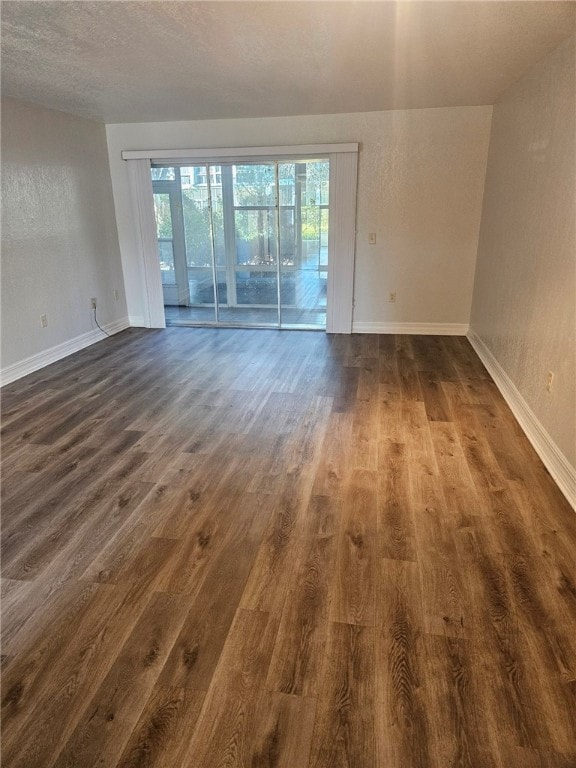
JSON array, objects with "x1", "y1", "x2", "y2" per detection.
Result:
[
  {"x1": 228, "y1": 163, "x2": 279, "y2": 326},
  {"x1": 179, "y1": 165, "x2": 217, "y2": 323},
  {"x1": 278, "y1": 160, "x2": 328, "y2": 328}
]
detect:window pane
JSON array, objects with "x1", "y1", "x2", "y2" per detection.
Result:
[
  {"x1": 216, "y1": 269, "x2": 228, "y2": 306},
  {"x1": 188, "y1": 269, "x2": 216, "y2": 305},
  {"x1": 235, "y1": 209, "x2": 276, "y2": 266},
  {"x1": 209, "y1": 181, "x2": 226, "y2": 267},
  {"x1": 319, "y1": 207, "x2": 329, "y2": 268},
  {"x1": 151, "y1": 166, "x2": 176, "y2": 181},
  {"x1": 153, "y1": 193, "x2": 172, "y2": 238},
  {"x1": 180, "y1": 166, "x2": 224, "y2": 268},
  {"x1": 159, "y1": 240, "x2": 175, "y2": 285},
  {"x1": 235, "y1": 269, "x2": 278, "y2": 306},
  {"x1": 306, "y1": 160, "x2": 329, "y2": 205},
  {"x1": 153, "y1": 193, "x2": 175, "y2": 284},
  {"x1": 280, "y1": 208, "x2": 295, "y2": 265},
  {"x1": 233, "y1": 164, "x2": 275, "y2": 207},
  {"x1": 280, "y1": 271, "x2": 297, "y2": 306},
  {"x1": 181, "y1": 181, "x2": 211, "y2": 267},
  {"x1": 278, "y1": 163, "x2": 295, "y2": 206}
]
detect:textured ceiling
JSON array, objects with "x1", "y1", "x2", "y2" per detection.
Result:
[{"x1": 1, "y1": 1, "x2": 575, "y2": 123}]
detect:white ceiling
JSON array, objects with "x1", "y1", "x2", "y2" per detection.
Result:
[{"x1": 1, "y1": 1, "x2": 575, "y2": 124}]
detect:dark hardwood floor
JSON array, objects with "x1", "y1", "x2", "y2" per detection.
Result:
[{"x1": 1, "y1": 328, "x2": 575, "y2": 767}]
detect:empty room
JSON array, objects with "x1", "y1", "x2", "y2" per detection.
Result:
[{"x1": 1, "y1": 1, "x2": 575, "y2": 766}]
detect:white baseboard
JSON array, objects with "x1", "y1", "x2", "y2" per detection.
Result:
[
  {"x1": 104, "y1": 317, "x2": 131, "y2": 335},
  {"x1": 128, "y1": 314, "x2": 147, "y2": 327},
  {"x1": 352, "y1": 321, "x2": 469, "y2": 335},
  {"x1": 0, "y1": 316, "x2": 130, "y2": 387},
  {"x1": 467, "y1": 329, "x2": 576, "y2": 510}
]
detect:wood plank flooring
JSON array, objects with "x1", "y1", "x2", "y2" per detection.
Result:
[{"x1": 1, "y1": 328, "x2": 575, "y2": 767}]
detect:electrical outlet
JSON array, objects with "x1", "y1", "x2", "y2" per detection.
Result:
[
  {"x1": 40, "y1": 314, "x2": 48, "y2": 328},
  {"x1": 368, "y1": 233, "x2": 377, "y2": 245},
  {"x1": 91, "y1": 297, "x2": 97, "y2": 310},
  {"x1": 113, "y1": 289, "x2": 119, "y2": 301},
  {"x1": 388, "y1": 292, "x2": 396, "y2": 303},
  {"x1": 546, "y1": 371, "x2": 554, "y2": 393}
]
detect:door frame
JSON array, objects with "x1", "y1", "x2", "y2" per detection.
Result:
[{"x1": 125, "y1": 143, "x2": 358, "y2": 333}]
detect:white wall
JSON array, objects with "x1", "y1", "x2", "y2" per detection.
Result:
[
  {"x1": 106, "y1": 106, "x2": 492, "y2": 331},
  {"x1": 1, "y1": 98, "x2": 128, "y2": 378},
  {"x1": 470, "y1": 36, "x2": 576, "y2": 476}
]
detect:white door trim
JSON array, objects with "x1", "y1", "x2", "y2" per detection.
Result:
[
  {"x1": 127, "y1": 158, "x2": 166, "y2": 328},
  {"x1": 326, "y1": 152, "x2": 358, "y2": 334}
]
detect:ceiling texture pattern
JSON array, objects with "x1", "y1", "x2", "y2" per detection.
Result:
[{"x1": 1, "y1": 1, "x2": 575, "y2": 123}]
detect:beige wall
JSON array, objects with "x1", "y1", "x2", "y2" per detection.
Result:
[
  {"x1": 106, "y1": 106, "x2": 492, "y2": 329},
  {"x1": 1, "y1": 98, "x2": 127, "y2": 371},
  {"x1": 470, "y1": 36, "x2": 576, "y2": 467}
]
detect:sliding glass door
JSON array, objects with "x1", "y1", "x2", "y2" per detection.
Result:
[{"x1": 151, "y1": 159, "x2": 329, "y2": 329}]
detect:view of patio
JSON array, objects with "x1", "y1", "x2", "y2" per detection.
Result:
[
  {"x1": 152, "y1": 160, "x2": 329, "y2": 329},
  {"x1": 164, "y1": 250, "x2": 327, "y2": 327}
]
